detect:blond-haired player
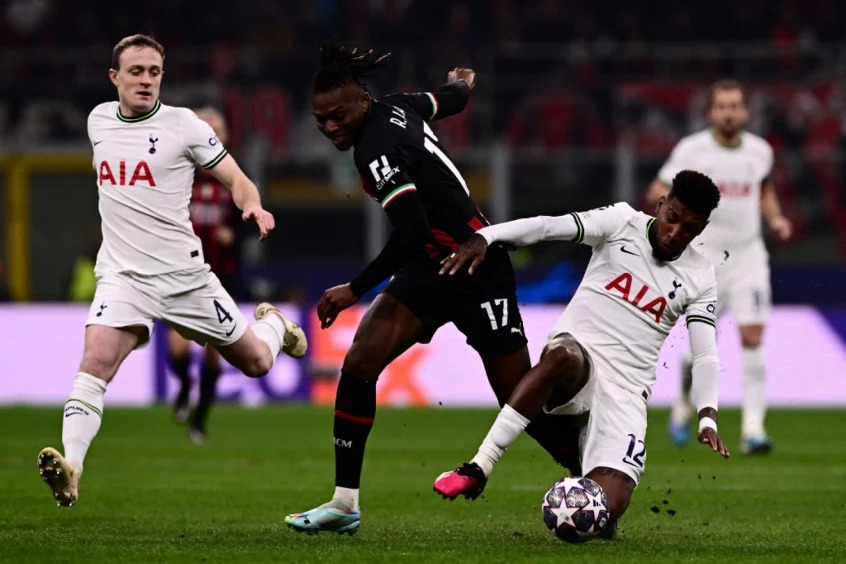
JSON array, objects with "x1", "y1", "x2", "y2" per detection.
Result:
[
  {"x1": 37, "y1": 34, "x2": 307, "y2": 506},
  {"x1": 645, "y1": 80, "x2": 792, "y2": 454}
]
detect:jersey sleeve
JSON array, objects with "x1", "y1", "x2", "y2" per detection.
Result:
[
  {"x1": 685, "y1": 267, "x2": 718, "y2": 328},
  {"x1": 382, "y1": 81, "x2": 470, "y2": 122},
  {"x1": 656, "y1": 138, "x2": 692, "y2": 186},
  {"x1": 354, "y1": 138, "x2": 417, "y2": 209},
  {"x1": 570, "y1": 202, "x2": 636, "y2": 247},
  {"x1": 688, "y1": 320, "x2": 720, "y2": 412},
  {"x1": 181, "y1": 110, "x2": 229, "y2": 170}
]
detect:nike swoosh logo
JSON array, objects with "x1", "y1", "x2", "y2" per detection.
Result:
[
  {"x1": 93, "y1": 140, "x2": 104, "y2": 146},
  {"x1": 225, "y1": 325, "x2": 236, "y2": 337},
  {"x1": 620, "y1": 245, "x2": 638, "y2": 256},
  {"x1": 64, "y1": 412, "x2": 83, "y2": 418}
]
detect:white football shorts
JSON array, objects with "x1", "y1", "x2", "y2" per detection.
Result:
[
  {"x1": 714, "y1": 245, "x2": 771, "y2": 326},
  {"x1": 544, "y1": 356, "x2": 649, "y2": 485},
  {"x1": 86, "y1": 266, "x2": 248, "y2": 349}
]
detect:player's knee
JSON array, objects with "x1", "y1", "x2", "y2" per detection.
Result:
[
  {"x1": 541, "y1": 341, "x2": 584, "y2": 384},
  {"x1": 79, "y1": 350, "x2": 120, "y2": 381},
  {"x1": 247, "y1": 356, "x2": 272, "y2": 378},
  {"x1": 740, "y1": 334, "x2": 762, "y2": 348},
  {"x1": 739, "y1": 325, "x2": 764, "y2": 348},
  {"x1": 587, "y1": 468, "x2": 635, "y2": 523},
  {"x1": 341, "y1": 346, "x2": 384, "y2": 381}
]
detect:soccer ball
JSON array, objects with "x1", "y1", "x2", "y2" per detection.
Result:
[{"x1": 542, "y1": 476, "x2": 610, "y2": 543}]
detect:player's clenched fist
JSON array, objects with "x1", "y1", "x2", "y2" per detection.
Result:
[
  {"x1": 242, "y1": 204, "x2": 275, "y2": 240},
  {"x1": 447, "y1": 67, "x2": 476, "y2": 90},
  {"x1": 317, "y1": 283, "x2": 359, "y2": 329}
]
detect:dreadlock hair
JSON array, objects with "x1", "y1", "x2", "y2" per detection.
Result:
[
  {"x1": 668, "y1": 170, "x2": 721, "y2": 215},
  {"x1": 312, "y1": 41, "x2": 392, "y2": 94}
]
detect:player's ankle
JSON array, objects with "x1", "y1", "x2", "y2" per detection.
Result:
[
  {"x1": 470, "y1": 455, "x2": 494, "y2": 478},
  {"x1": 333, "y1": 486, "x2": 360, "y2": 511}
]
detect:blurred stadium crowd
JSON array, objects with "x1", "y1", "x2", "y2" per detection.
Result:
[{"x1": 0, "y1": 0, "x2": 844, "y2": 302}]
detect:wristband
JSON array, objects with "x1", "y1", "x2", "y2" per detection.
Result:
[{"x1": 698, "y1": 417, "x2": 717, "y2": 433}]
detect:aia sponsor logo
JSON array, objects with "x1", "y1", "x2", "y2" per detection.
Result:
[
  {"x1": 98, "y1": 161, "x2": 156, "y2": 187},
  {"x1": 605, "y1": 272, "x2": 667, "y2": 322},
  {"x1": 716, "y1": 181, "x2": 751, "y2": 198}
]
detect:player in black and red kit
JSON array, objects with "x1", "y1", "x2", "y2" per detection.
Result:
[
  {"x1": 169, "y1": 107, "x2": 240, "y2": 444},
  {"x1": 285, "y1": 42, "x2": 573, "y2": 535}
]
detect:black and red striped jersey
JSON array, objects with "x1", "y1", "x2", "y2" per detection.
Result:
[
  {"x1": 353, "y1": 84, "x2": 488, "y2": 259},
  {"x1": 189, "y1": 172, "x2": 237, "y2": 277}
]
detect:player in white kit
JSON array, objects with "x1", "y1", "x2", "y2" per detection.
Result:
[
  {"x1": 36, "y1": 34, "x2": 307, "y2": 507},
  {"x1": 645, "y1": 80, "x2": 793, "y2": 454},
  {"x1": 433, "y1": 170, "x2": 730, "y2": 537}
]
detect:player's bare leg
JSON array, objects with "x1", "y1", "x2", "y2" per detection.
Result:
[
  {"x1": 216, "y1": 302, "x2": 307, "y2": 378},
  {"x1": 585, "y1": 466, "x2": 636, "y2": 539},
  {"x1": 435, "y1": 334, "x2": 590, "y2": 499},
  {"x1": 38, "y1": 324, "x2": 146, "y2": 506},
  {"x1": 739, "y1": 324, "x2": 771, "y2": 454},
  {"x1": 286, "y1": 293, "x2": 422, "y2": 534},
  {"x1": 167, "y1": 329, "x2": 193, "y2": 423},
  {"x1": 482, "y1": 340, "x2": 587, "y2": 472}
]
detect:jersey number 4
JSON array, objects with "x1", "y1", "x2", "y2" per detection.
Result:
[{"x1": 214, "y1": 299, "x2": 234, "y2": 324}]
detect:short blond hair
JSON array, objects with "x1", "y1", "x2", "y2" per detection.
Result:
[{"x1": 111, "y1": 34, "x2": 165, "y2": 70}]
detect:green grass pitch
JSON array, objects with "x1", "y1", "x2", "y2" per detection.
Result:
[{"x1": 1, "y1": 406, "x2": 845, "y2": 563}]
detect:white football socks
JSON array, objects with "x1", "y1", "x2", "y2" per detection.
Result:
[
  {"x1": 62, "y1": 372, "x2": 107, "y2": 473},
  {"x1": 251, "y1": 314, "x2": 287, "y2": 364},
  {"x1": 333, "y1": 487, "x2": 360, "y2": 511},
  {"x1": 741, "y1": 347, "x2": 768, "y2": 438},
  {"x1": 471, "y1": 404, "x2": 530, "y2": 477}
]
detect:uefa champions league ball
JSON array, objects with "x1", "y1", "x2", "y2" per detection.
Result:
[{"x1": 542, "y1": 476, "x2": 610, "y2": 543}]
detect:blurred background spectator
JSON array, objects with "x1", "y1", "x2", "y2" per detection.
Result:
[{"x1": 0, "y1": 0, "x2": 843, "y2": 304}]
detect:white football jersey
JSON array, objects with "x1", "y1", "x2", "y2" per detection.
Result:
[
  {"x1": 88, "y1": 100, "x2": 229, "y2": 275},
  {"x1": 550, "y1": 203, "x2": 717, "y2": 397},
  {"x1": 657, "y1": 129, "x2": 773, "y2": 266}
]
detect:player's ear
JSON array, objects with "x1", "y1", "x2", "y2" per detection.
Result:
[
  {"x1": 108, "y1": 68, "x2": 119, "y2": 86},
  {"x1": 359, "y1": 91, "x2": 371, "y2": 112},
  {"x1": 655, "y1": 195, "x2": 665, "y2": 216}
]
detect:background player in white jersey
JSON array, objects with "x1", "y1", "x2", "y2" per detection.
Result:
[
  {"x1": 645, "y1": 80, "x2": 793, "y2": 454},
  {"x1": 433, "y1": 171, "x2": 730, "y2": 538},
  {"x1": 36, "y1": 34, "x2": 307, "y2": 507}
]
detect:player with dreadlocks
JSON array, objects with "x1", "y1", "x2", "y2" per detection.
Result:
[{"x1": 284, "y1": 42, "x2": 575, "y2": 535}]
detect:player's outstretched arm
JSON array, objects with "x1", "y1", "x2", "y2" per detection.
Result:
[
  {"x1": 209, "y1": 155, "x2": 275, "y2": 241},
  {"x1": 688, "y1": 320, "x2": 731, "y2": 458},
  {"x1": 441, "y1": 215, "x2": 581, "y2": 275}
]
